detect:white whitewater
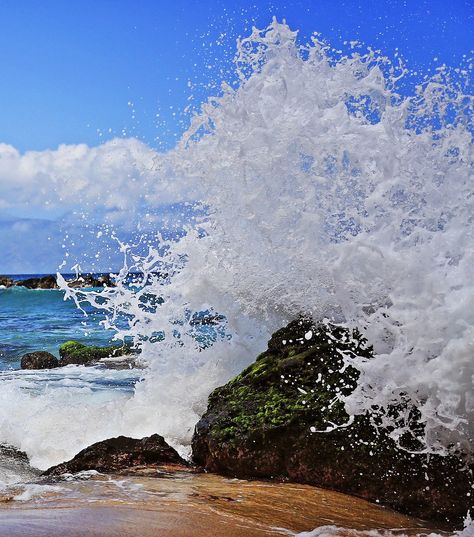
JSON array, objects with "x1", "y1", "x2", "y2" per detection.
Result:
[{"x1": 0, "y1": 19, "x2": 472, "y2": 495}]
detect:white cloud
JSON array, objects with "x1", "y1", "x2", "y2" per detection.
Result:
[
  {"x1": 0, "y1": 138, "x2": 201, "y2": 273},
  {"x1": 0, "y1": 138, "x2": 182, "y2": 216}
]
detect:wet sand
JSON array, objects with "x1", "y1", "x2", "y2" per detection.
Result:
[{"x1": 0, "y1": 471, "x2": 445, "y2": 536}]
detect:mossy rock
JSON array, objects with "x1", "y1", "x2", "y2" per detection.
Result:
[
  {"x1": 200, "y1": 318, "x2": 369, "y2": 449},
  {"x1": 21, "y1": 351, "x2": 59, "y2": 370},
  {"x1": 58, "y1": 340, "x2": 132, "y2": 366},
  {"x1": 192, "y1": 318, "x2": 473, "y2": 528}
]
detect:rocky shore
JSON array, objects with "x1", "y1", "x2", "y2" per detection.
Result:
[
  {"x1": 12, "y1": 318, "x2": 474, "y2": 531},
  {"x1": 20, "y1": 340, "x2": 135, "y2": 370},
  {"x1": 0, "y1": 274, "x2": 116, "y2": 289},
  {"x1": 192, "y1": 318, "x2": 473, "y2": 527}
]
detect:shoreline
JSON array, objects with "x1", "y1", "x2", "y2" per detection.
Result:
[
  {"x1": 1, "y1": 296, "x2": 471, "y2": 532},
  {"x1": 0, "y1": 471, "x2": 444, "y2": 537}
]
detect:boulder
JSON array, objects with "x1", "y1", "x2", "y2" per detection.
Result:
[
  {"x1": 192, "y1": 318, "x2": 474, "y2": 528},
  {"x1": 0, "y1": 276, "x2": 13, "y2": 288},
  {"x1": 20, "y1": 351, "x2": 59, "y2": 370},
  {"x1": 16, "y1": 275, "x2": 58, "y2": 289},
  {"x1": 43, "y1": 434, "x2": 188, "y2": 476},
  {"x1": 58, "y1": 340, "x2": 133, "y2": 366},
  {"x1": 0, "y1": 444, "x2": 41, "y2": 483}
]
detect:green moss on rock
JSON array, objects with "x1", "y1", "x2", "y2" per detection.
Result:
[
  {"x1": 192, "y1": 317, "x2": 473, "y2": 529},
  {"x1": 205, "y1": 319, "x2": 366, "y2": 445},
  {"x1": 58, "y1": 340, "x2": 132, "y2": 366}
]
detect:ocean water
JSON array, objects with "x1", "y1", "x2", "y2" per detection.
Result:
[
  {"x1": 0, "y1": 279, "x2": 142, "y2": 472},
  {"x1": 0, "y1": 275, "x2": 116, "y2": 367},
  {"x1": 0, "y1": 18, "x2": 472, "y2": 537}
]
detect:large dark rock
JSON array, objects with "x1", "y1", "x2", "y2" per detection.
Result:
[
  {"x1": 192, "y1": 318, "x2": 474, "y2": 528},
  {"x1": 21, "y1": 351, "x2": 59, "y2": 370},
  {"x1": 58, "y1": 340, "x2": 133, "y2": 366},
  {"x1": 44, "y1": 434, "x2": 188, "y2": 476}
]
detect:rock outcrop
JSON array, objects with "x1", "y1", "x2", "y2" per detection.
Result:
[
  {"x1": 0, "y1": 276, "x2": 13, "y2": 288},
  {"x1": 20, "y1": 351, "x2": 59, "y2": 370},
  {"x1": 65, "y1": 274, "x2": 115, "y2": 288},
  {"x1": 44, "y1": 434, "x2": 188, "y2": 476},
  {"x1": 58, "y1": 340, "x2": 133, "y2": 366},
  {"x1": 192, "y1": 318, "x2": 474, "y2": 528},
  {"x1": 16, "y1": 275, "x2": 58, "y2": 289},
  {"x1": 13, "y1": 274, "x2": 116, "y2": 290},
  {"x1": 0, "y1": 444, "x2": 41, "y2": 483},
  {"x1": 19, "y1": 342, "x2": 134, "y2": 369}
]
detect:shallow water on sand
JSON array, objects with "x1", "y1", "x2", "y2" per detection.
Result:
[{"x1": 0, "y1": 471, "x2": 444, "y2": 537}]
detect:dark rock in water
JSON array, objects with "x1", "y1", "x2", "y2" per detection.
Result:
[
  {"x1": 44, "y1": 434, "x2": 188, "y2": 476},
  {"x1": 19, "y1": 342, "x2": 134, "y2": 370},
  {"x1": 66, "y1": 274, "x2": 116, "y2": 288},
  {"x1": 58, "y1": 340, "x2": 133, "y2": 366},
  {"x1": 16, "y1": 275, "x2": 58, "y2": 289},
  {"x1": 0, "y1": 276, "x2": 13, "y2": 288},
  {"x1": 21, "y1": 351, "x2": 59, "y2": 370},
  {"x1": 13, "y1": 274, "x2": 115, "y2": 290},
  {"x1": 192, "y1": 318, "x2": 474, "y2": 528}
]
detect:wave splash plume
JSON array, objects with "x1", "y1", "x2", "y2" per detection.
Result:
[{"x1": 0, "y1": 19, "x2": 472, "y2": 473}]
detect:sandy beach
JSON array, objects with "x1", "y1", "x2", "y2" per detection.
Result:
[{"x1": 0, "y1": 471, "x2": 444, "y2": 536}]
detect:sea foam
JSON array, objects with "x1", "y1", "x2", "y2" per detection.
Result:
[{"x1": 0, "y1": 19, "x2": 472, "y2": 471}]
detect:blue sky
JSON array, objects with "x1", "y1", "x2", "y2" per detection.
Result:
[
  {"x1": 0, "y1": 0, "x2": 472, "y2": 273},
  {"x1": 1, "y1": 0, "x2": 472, "y2": 152}
]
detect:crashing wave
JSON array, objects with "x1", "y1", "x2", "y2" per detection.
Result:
[{"x1": 0, "y1": 18, "x2": 472, "y2": 469}]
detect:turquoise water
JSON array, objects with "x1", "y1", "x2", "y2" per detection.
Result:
[
  {"x1": 0, "y1": 273, "x2": 226, "y2": 474},
  {"x1": 0, "y1": 276, "x2": 116, "y2": 370},
  {"x1": 0, "y1": 275, "x2": 142, "y2": 476}
]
